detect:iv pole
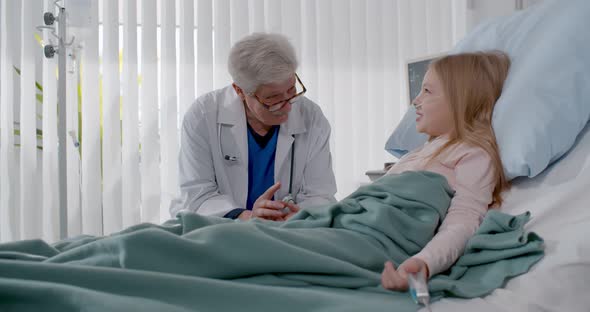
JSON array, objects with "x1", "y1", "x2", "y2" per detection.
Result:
[
  {"x1": 57, "y1": 5, "x2": 67, "y2": 239},
  {"x1": 40, "y1": 1, "x2": 72, "y2": 239}
]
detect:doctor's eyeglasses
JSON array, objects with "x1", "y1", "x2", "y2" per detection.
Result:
[{"x1": 251, "y1": 74, "x2": 307, "y2": 111}]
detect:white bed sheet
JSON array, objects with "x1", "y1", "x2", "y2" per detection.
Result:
[{"x1": 428, "y1": 123, "x2": 590, "y2": 312}]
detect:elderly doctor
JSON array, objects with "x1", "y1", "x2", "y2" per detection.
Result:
[{"x1": 170, "y1": 33, "x2": 337, "y2": 221}]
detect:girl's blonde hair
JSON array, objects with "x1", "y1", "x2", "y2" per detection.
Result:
[{"x1": 428, "y1": 50, "x2": 511, "y2": 207}]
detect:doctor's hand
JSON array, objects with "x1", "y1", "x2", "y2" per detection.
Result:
[
  {"x1": 381, "y1": 258, "x2": 429, "y2": 291},
  {"x1": 249, "y1": 182, "x2": 290, "y2": 221}
]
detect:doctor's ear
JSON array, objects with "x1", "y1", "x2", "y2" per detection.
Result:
[{"x1": 232, "y1": 83, "x2": 246, "y2": 101}]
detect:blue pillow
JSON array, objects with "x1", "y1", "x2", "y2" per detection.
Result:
[
  {"x1": 385, "y1": 0, "x2": 590, "y2": 180},
  {"x1": 384, "y1": 106, "x2": 428, "y2": 158}
]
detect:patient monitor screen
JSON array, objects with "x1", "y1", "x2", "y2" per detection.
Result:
[{"x1": 407, "y1": 58, "x2": 432, "y2": 104}]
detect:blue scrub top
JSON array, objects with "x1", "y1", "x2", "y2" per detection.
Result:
[{"x1": 246, "y1": 126, "x2": 279, "y2": 210}]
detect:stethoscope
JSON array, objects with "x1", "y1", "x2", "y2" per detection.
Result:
[
  {"x1": 220, "y1": 125, "x2": 296, "y2": 205},
  {"x1": 282, "y1": 136, "x2": 296, "y2": 204}
]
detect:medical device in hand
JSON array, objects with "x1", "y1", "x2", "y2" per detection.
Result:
[
  {"x1": 280, "y1": 194, "x2": 294, "y2": 214},
  {"x1": 408, "y1": 269, "x2": 432, "y2": 312}
]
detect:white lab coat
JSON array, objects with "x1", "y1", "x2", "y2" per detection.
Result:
[{"x1": 169, "y1": 85, "x2": 337, "y2": 217}]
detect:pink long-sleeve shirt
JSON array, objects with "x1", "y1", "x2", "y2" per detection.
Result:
[{"x1": 385, "y1": 135, "x2": 495, "y2": 276}]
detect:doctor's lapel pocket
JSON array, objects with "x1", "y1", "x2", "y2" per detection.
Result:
[{"x1": 219, "y1": 124, "x2": 243, "y2": 167}]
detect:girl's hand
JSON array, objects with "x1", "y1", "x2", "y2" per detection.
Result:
[{"x1": 381, "y1": 258, "x2": 429, "y2": 291}]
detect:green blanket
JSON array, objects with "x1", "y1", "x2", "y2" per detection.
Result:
[{"x1": 0, "y1": 171, "x2": 544, "y2": 312}]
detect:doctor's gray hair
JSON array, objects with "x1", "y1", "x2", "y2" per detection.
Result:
[{"x1": 228, "y1": 33, "x2": 298, "y2": 95}]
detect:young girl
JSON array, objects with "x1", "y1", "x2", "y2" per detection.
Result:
[{"x1": 381, "y1": 51, "x2": 511, "y2": 290}]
